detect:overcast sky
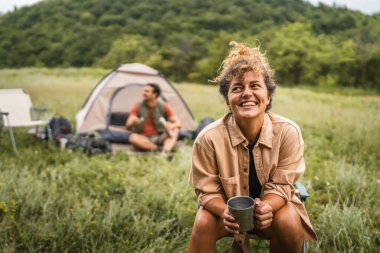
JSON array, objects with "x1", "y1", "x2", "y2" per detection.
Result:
[
  {"x1": 1, "y1": 0, "x2": 380, "y2": 15},
  {"x1": 307, "y1": 0, "x2": 380, "y2": 14},
  {"x1": 1, "y1": 0, "x2": 43, "y2": 14}
]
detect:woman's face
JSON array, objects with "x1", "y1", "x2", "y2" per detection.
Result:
[{"x1": 227, "y1": 71, "x2": 269, "y2": 122}]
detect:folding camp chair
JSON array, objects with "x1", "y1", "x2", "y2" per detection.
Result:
[
  {"x1": 0, "y1": 110, "x2": 18, "y2": 154},
  {"x1": 0, "y1": 89, "x2": 48, "y2": 154},
  {"x1": 225, "y1": 182, "x2": 310, "y2": 253}
]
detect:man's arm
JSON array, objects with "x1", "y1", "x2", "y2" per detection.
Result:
[
  {"x1": 166, "y1": 114, "x2": 181, "y2": 129},
  {"x1": 126, "y1": 104, "x2": 142, "y2": 131},
  {"x1": 163, "y1": 103, "x2": 181, "y2": 129},
  {"x1": 126, "y1": 114, "x2": 142, "y2": 131}
]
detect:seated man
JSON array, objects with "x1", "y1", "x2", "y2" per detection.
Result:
[{"x1": 126, "y1": 83, "x2": 181, "y2": 152}]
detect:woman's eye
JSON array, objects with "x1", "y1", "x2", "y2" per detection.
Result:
[
  {"x1": 250, "y1": 83, "x2": 258, "y2": 88},
  {"x1": 231, "y1": 86, "x2": 242, "y2": 92}
]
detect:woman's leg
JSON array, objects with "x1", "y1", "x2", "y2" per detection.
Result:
[
  {"x1": 187, "y1": 207, "x2": 230, "y2": 253},
  {"x1": 255, "y1": 202, "x2": 304, "y2": 253},
  {"x1": 188, "y1": 203, "x2": 303, "y2": 253}
]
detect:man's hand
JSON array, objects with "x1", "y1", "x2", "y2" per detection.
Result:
[
  {"x1": 164, "y1": 121, "x2": 176, "y2": 132},
  {"x1": 222, "y1": 208, "x2": 240, "y2": 235},
  {"x1": 254, "y1": 198, "x2": 273, "y2": 230},
  {"x1": 126, "y1": 115, "x2": 143, "y2": 130},
  {"x1": 134, "y1": 116, "x2": 144, "y2": 125}
]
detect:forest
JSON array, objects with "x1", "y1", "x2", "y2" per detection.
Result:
[{"x1": 1, "y1": 0, "x2": 380, "y2": 89}]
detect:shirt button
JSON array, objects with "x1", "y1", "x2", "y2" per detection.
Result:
[{"x1": 243, "y1": 186, "x2": 247, "y2": 190}]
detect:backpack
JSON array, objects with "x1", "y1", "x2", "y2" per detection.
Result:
[
  {"x1": 47, "y1": 116, "x2": 72, "y2": 143},
  {"x1": 82, "y1": 131, "x2": 112, "y2": 156},
  {"x1": 193, "y1": 116, "x2": 215, "y2": 139},
  {"x1": 64, "y1": 131, "x2": 112, "y2": 155}
]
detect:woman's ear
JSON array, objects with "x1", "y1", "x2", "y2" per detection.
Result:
[{"x1": 226, "y1": 102, "x2": 231, "y2": 111}]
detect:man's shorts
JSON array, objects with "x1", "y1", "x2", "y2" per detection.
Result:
[{"x1": 148, "y1": 133, "x2": 166, "y2": 146}]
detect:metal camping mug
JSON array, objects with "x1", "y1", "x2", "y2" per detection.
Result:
[{"x1": 227, "y1": 196, "x2": 255, "y2": 232}]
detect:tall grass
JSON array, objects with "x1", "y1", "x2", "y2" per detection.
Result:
[{"x1": 1, "y1": 68, "x2": 380, "y2": 252}]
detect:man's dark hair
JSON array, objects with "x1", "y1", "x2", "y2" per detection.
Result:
[{"x1": 147, "y1": 83, "x2": 161, "y2": 98}]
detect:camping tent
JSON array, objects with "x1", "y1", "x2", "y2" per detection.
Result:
[{"x1": 76, "y1": 63, "x2": 197, "y2": 137}]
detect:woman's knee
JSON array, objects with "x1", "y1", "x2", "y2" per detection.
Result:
[
  {"x1": 269, "y1": 203, "x2": 304, "y2": 252},
  {"x1": 191, "y1": 208, "x2": 230, "y2": 242},
  {"x1": 188, "y1": 209, "x2": 225, "y2": 253},
  {"x1": 192, "y1": 208, "x2": 219, "y2": 236},
  {"x1": 272, "y1": 203, "x2": 303, "y2": 234}
]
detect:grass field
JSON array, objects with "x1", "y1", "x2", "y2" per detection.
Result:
[{"x1": 1, "y1": 68, "x2": 380, "y2": 252}]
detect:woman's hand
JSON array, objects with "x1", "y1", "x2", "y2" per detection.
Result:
[
  {"x1": 222, "y1": 208, "x2": 240, "y2": 235},
  {"x1": 254, "y1": 198, "x2": 273, "y2": 230}
]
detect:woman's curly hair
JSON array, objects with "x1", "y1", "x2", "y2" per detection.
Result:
[{"x1": 211, "y1": 41, "x2": 277, "y2": 112}]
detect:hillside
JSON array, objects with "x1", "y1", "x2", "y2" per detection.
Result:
[{"x1": 0, "y1": 0, "x2": 379, "y2": 88}]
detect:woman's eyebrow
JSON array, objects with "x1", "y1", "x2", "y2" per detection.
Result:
[
  {"x1": 231, "y1": 81, "x2": 243, "y2": 86},
  {"x1": 250, "y1": 80, "x2": 261, "y2": 83}
]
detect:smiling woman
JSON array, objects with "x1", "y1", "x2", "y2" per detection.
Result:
[{"x1": 187, "y1": 42, "x2": 317, "y2": 253}]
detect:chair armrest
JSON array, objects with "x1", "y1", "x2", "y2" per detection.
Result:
[
  {"x1": 294, "y1": 182, "x2": 310, "y2": 203},
  {"x1": 32, "y1": 107, "x2": 47, "y2": 112},
  {"x1": 31, "y1": 107, "x2": 48, "y2": 120}
]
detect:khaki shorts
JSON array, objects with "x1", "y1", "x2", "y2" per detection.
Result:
[{"x1": 148, "y1": 133, "x2": 166, "y2": 146}]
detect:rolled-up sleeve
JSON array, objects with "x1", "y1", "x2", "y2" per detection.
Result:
[
  {"x1": 263, "y1": 124, "x2": 305, "y2": 201},
  {"x1": 189, "y1": 139, "x2": 226, "y2": 207}
]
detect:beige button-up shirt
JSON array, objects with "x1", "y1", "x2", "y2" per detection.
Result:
[{"x1": 190, "y1": 112, "x2": 317, "y2": 244}]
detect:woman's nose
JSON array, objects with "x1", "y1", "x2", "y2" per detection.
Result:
[{"x1": 242, "y1": 86, "x2": 252, "y2": 97}]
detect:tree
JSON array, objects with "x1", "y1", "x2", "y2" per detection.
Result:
[
  {"x1": 190, "y1": 31, "x2": 245, "y2": 83},
  {"x1": 261, "y1": 22, "x2": 337, "y2": 86},
  {"x1": 94, "y1": 34, "x2": 160, "y2": 69}
]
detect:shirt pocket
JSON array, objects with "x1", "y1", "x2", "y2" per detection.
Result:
[{"x1": 219, "y1": 175, "x2": 239, "y2": 199}]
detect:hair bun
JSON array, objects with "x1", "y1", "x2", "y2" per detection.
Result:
[{"x1": 229, "y1": 41, "x2": 238, "y2": 47}]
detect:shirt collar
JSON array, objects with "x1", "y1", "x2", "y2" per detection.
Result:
[{"x1": 225, "y1": 113, "x2": 273, "y2": 149}]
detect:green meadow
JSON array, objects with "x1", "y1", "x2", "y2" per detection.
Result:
[{"x1": 0, "y1": 68, "x2": 380, "y2": 252}]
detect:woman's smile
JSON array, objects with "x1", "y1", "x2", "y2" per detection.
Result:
[{"x1": 240, "y1": 100, "x2": 258, "y2": 107}]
